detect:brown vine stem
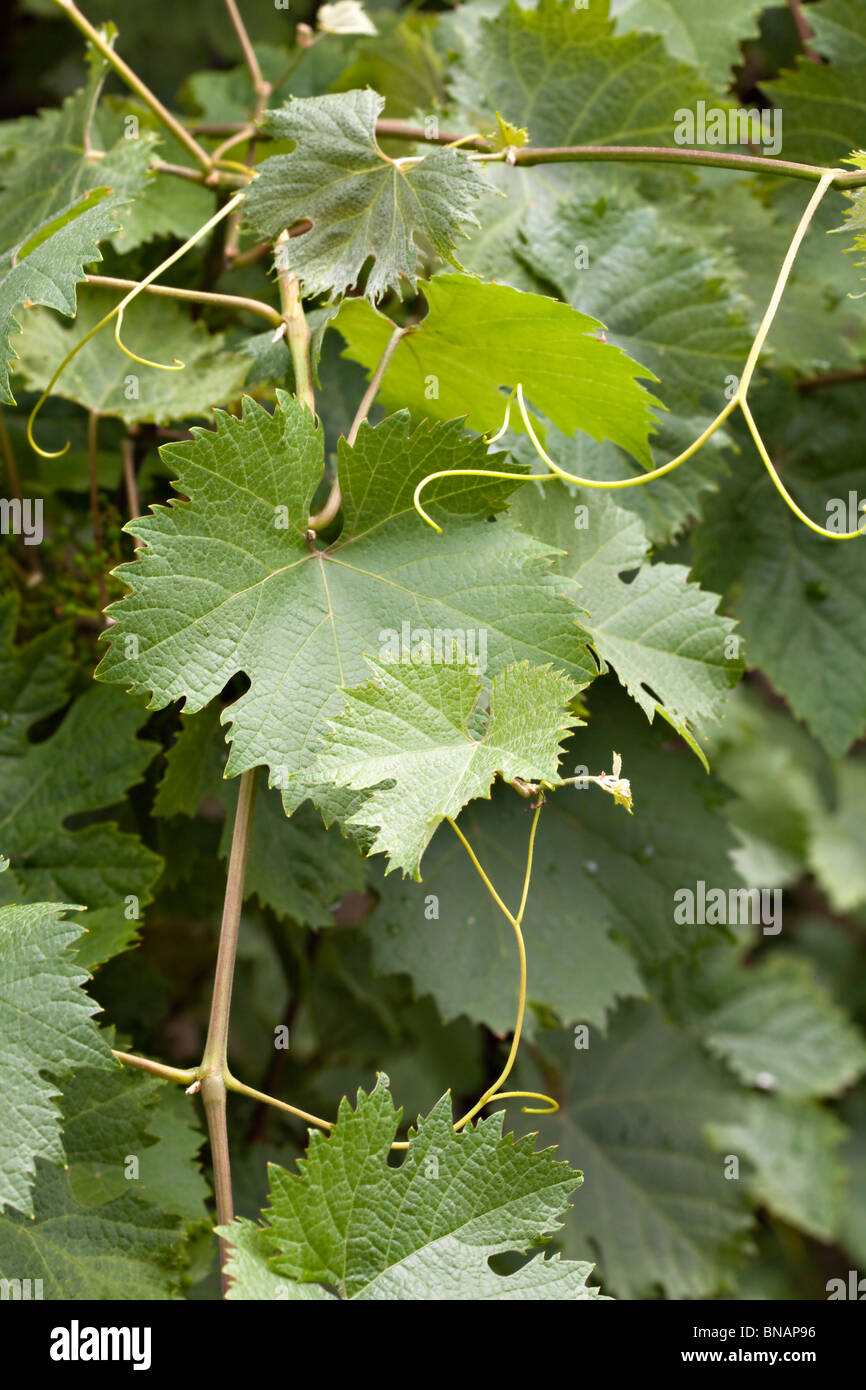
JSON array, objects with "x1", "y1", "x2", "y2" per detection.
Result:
[
  {"x1": 788, "y1": 0, "x2": 821, "y2": 62},
  {"x1": 275, "y1": 231, "x2": 314, "y2": 412},
  {"x1": 309, "y1": 323, "x2": 413, "y2": 531},
  {"x1": 796, "y1": 366, "x2": 866, "y2": 393},
  {"x1": 151, "y1": 159, "x2": 248, "y2": 189},
  {"x1": 225, "y1": 0, "x2": 271, "y2": 108},
  {"x1": 50, "y1": 0, "x2": 213, "y2": 174},
  {"x1": 200, "y1": 769, "x2": 258, "y2": 1297},
  {"x1": 111, "y1": 1050, "x2": 199, "y2": 1085},
  {"x1": 85, "y1": 275, "x2": 283, "y2": 327},
  {"x1": 374, "y1": 122, "x2": 866, "y2": 189},
  {"x1": 222, "y1": 0, "x2": 273, "y2": 264}
]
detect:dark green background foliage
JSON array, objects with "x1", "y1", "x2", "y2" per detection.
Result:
[{"x1": 1, "y1": 0, "x2": 866, "y2": 1301}]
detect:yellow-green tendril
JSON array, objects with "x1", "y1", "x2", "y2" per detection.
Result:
[
  {"x1": 414, "y1": 170, "x2": 862, "y2": 541},
  {"x1": 449, "y1": 800, "x2": 559, "y2": 1129},
  {"x1": 27, "y1": 189, "x2": 247, "y2": 458}
]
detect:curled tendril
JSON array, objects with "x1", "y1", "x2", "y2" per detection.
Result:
[
  {"x1": 487, "y1": 1091, "x2": 559, "y2": 1115},
  {"x1": 27, "y1": 189, "x2": 246, "y2": 458},
  {"x1": 414, "y1": 169, "x2": 864, "y2": 543},
  {"x1": 114, "y1": 305, "x2": 184, "y2": 371}
]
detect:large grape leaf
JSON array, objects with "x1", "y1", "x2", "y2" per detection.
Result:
[
  {"x1": 221, "y1": 1074, "x2": 608, "y2": 1300},
  {"x1": 11, "y1": 288, "x2": 250, "y2": 425},
  {"x1": 96, "y1": 398, "x2": 597, "y2": 811},
  {"x1": 706, "y1": 1097, "x2": 846, "y2": 1242},
  {"x1": 0, "y1": 899, "x2": 113, "y2": 1217},
  {"x1": 667, "y1": 949, "x2": 866, "y2": 1100},
  {"x1": 153, "y1": 705, "x2": 366, "y2": 926},
  {"x1": 0, "y1": 35, "x2": 158, "y2": 402},
  {"x1": 522, "y1": 1004, "x2": 752, "y2": 1299},
  {"x1": 335, "y1": 273, "x2": 660, "y2": 465},
  {"x1": 511, "y1": 180, "x2": 752, "y2": 542},
  {"x1": 0, "y1": 617, "x2": 163, "y2": 969},
  {"x1": 0, "y1": 1060, "x2": 193, "y2": 1297},
  {"x1": 806, "y1": 760, "x2": 866, "y2": 913},
  {"x1": 448, "y1": 0, "x2": 720, "y2": 149},
  {"x1": 0, "y1": 191, "x2": 123, "y2": 405},
  {"x1": 610, "y1": 0, "x2": 763, "y2": 86},
  {"x1": 511, "y1": 486, "x2": 741, "y2": 754},
  {"x1": 763, "y1": 2, "x2": 866, "y2": 165},
  {"x1": 364, "y1": 682, "x2": 740, "y2": 1034},
  {"x1": 310, "y1": 656, "x2": 581, "y2": 877},
  {"x1": 0, "y1": 596, "x2": 71, "y2": 754},
  {"x1": 705, "y1": 684, "x2": 832, "y2": 888},
  {"x1": 807, "y1": 0, "x2": 866, "y2": 64},
  {"x1": 243, "y1": 90, "x2": 486, "y2": 302},
  {"x1": 692, "y1": 382, "x2": 866, "y2": 757},
  {"x1": 0, "y1": 38, "x2": 155, "y2": 256}
]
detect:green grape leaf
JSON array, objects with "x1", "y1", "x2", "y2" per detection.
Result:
[
  {"x1": 335, "y1": 273, "x2": 660, "y2": 465},
  {"x1": 309, "y1": 656, "x2": 581, "y2": 877},
  {"x1": 764, "y1": 4, "x2": 866, "y2": 166},
  {"x1": 328, "y1": 13, "x2": 444, "y2": 119},
  {"x1": 0, "y1": 191, "x2": 122, "y2": 405},
  {"x1": 698, "y1": 955, "x2": 866, "y2": 1101},
  {"x1": 12, "y1": 287, "x2": 249, "y2": 425},
  {"x1": 0, "y1": 899, "x2": 113, "y2": 1217},
  {"x1": 692, "y1": 382, "x2": 866, "y2": 757},
  {"x1": 0, "y1": 40, "x2": 155, "y2": 256},
  {"x1": 96, "y1": 397, "x2": 596, "y2": 812},
  {"x1": 449, "y1": 0, "x2": 720, "y2": 149},
  {"x1": 707, "y1": 1097, "x2": 846, "y2": 1242},
  {"x1": 0, "y1": 1061, "x2": 189, "y2": 1297},
  {"x1": 135, "y1": 1086, "x2": 210, "y2": 1223},
  {"x1": 0, "y1": 623, "x2": 163, "y2": 969},
  {"x1": 223, "y1": 1222, "x2": 337, "y2": 1299},
  {"x1": 511, "y1": 486, "x2": 741, "y2": 754},
  {"x1": 221, "y1": 1074, "x2": 607, "y2": 1300},
  {"x1": 807, "y1": 0, "x2": 866, "y2": 64},
  {"x1": 0, "y1": 595, "x2": 72, "y2": 754},
  {"x1": 153, "y1": 705, "x2": 366, "y2": 926},
  {"x1": 96, "y1": 96, "x2": 216, "y2": 251},
  {"x1": 834, "y1": 152, "x2": 866, "y2": 296},
  {"x1": 0, "y1": 36, "x2": 163, "y2": 400},
  {"x1": 364, "y1": 682, "x2": 741, "y2": 1034},
  {"x1": 523, "y1": 1004, "x2": 752, "y2": 1299},
  {"x1": 706, "y1": 684, "x2": 830, "y2": 888},
  {"x1": 610, "y1": 0, "x2": 763, "y2": 87},
  {"x1": 806, "y1": 760, "x2": 866, "y2": 912},
  {"x1": 243, "y1": 90, "x2": 486, "y2": 302}
]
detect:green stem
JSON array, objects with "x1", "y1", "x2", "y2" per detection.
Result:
[
  {"x1": 85, "y1": 275, "x2": 282, "y2": 327},
  {"x1": 112, "y1": 1050, "x2": 199, "y2": 1085},
  {"x1": 201, "y1": 770, "x2": 258, "y2": 1076},
  {"x1": 375, "y1": 122, "x2": 865, "y2": 187},
  {"x1": 201, "y1": 768, "x2": 257, "y2": 1297},
  {"x1": 224, "y1": 0, "x2": 271, "y2": 108},
  {"x1": 202, "y1": 1073, "x2": 233, "y2": 1296},
  {"x1": 50, "y1": 0, "x2": 214, "y2": 174},
  {"x1": 275, "y1": 231, "x2": 314, "y2": 412},
  {"x1": 225, "y1": 1073, "x2": 333, "y2": 1130}
]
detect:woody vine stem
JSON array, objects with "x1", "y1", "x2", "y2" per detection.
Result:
[{"x1": 41, "y1": 0, "x2": 866, "y2": 1296}]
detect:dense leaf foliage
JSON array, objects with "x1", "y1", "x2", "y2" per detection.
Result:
[{"x1": 2, "y1": 0, "x2": 866, "y2": 1307}]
